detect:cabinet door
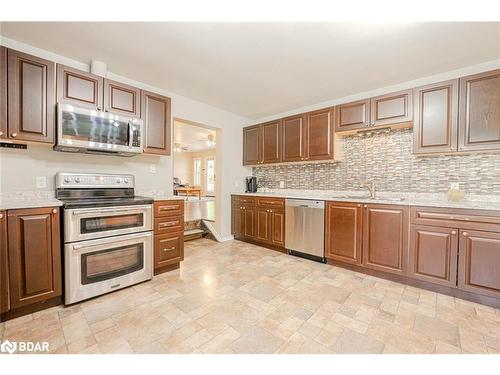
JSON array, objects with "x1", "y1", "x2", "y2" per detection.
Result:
[
  {"x1": 0, "y1": 211, "x2": 8, "y2": 314},
  {"x1": 243, "y1": 208, "x2": 255, "y2": 238},
  {"x1": 7, "y1": 207, "x2": 62, "y2": 309},
  {"x1": 362, "y1": 204, "x2": 409, "y2": 275},
  {"x1": 458, "y1": 230, "x2": 500, "y2": 298},
  {"x1": 409, "y1": 225, "x2": 458, "y2": 287},
  {"x1": 282, "y1": 114, "x2": 306, "y2": 162},
  {"x1": 142, "y1": 90, "x2": 171, "y2": 155},
  {"x1": 306, "y1": 108, "x2": 334, "y2": 160},
  {"x1": 413, "y1": 80, "x2": 459, "y2": 154},
  {"x1": 325, "y1": 202, "x2": 363, "y2": 265},
  {"x1": 262, "y1": 120, "x2": 281, "y2": 164},
  {"x1": 0, "y1": 47, "x2": 6, "y2": 139},
  {"x1": 8, "y1": 49, "x2": 55, "y2": 144},
  {"x1": 270, "y1": 209, "x2": 285, "y2": 247},
  {"x1": 256, "y1": 208, "x2": 271, "y2": 242},
  {"x1": 370, "y1": 90, "x2": 413, "y2": 127},
  {"x1": 243, "y1": 125, "x2": 261, "y2": 165},
  {"x1": 57, "y1": 64, "x2": 103, "y2": 109},
  {"x1": 334, "y1": 99, "x2": 370, "y2": 133},
  {"x1": 103, "y1": 79, "x2": 141, "y2": 118},
  {"x1": 231, "y1": 206, "x2": 244, "y2": 237},
  {"x1": 154, "y1": 231, "x2": 184, "y2": 269},
  {"x1": 459, "y1": 70, "x2": 500, "y2": 152}
]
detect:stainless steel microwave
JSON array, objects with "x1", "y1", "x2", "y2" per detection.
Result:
[{"x1": 55, "y1": 103, "x2": 143, "y2": 156}]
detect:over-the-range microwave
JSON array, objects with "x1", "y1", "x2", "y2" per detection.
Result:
[{"x1": 54, "y1": 103, "x2": 143, "y2": 157}]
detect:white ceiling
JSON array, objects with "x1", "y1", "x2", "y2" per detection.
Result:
[
  {"x1": 174, "y1": 120, "x2": 216, "y2": 152},
  {"x1": 1, "y1": 22, "x2": 499, "y2": 119}
]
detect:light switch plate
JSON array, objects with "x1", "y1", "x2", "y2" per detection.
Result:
[
  {"x1": 449, "y1": 182, "x2": 459, "y2": 190},
  {"x1": 36, "y1": 176, "x2": 47, "y2": 189},
  {"x1": 149, "y1": 165, "x2": 157, "y2": 173},
  {"x1": 279, "y1": 181, "x2": 285, "y2": 188}
]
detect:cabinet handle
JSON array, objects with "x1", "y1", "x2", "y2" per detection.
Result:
[
  {"x1": 364, "y1": 205, "x2": 368, "y2": 208},
  {"x1": 451, "y1": 230, "x2": 457, "y2": 235},
  {"x1": 0, "y1": 213, "x2": 3, "y2": 219},
  {"x1": 11, "y1": 132, "x2": 17, "y2": 137},
  {"x1": 371, "y1": 121, "x2": 375, "y2": 126},
  {"x1": 97, "y1": 107, "x2": 101, "y2": 111},
  {"x1": 305, "y1": 157, "x2": 309, "y2": 160},
  {"x1": 159, "y1": 221, "x2": 178, "y2": 227},
  {"x1": 459, "y1": 146, "x2": 464, "y2": 150},
  {"x1": 0, "y1": 131, "x2": 3, "y2": 136},
  {"x1": 357, "y1": 204, "x2": 361, "y2": 208},
  {"x1": 159, "y1": 205, "x2": 178, "y2": 211},
  {"x1": 105, "y1": 109, "x2": 109, "y2": 112},
  {"x1": 163, "y1": 247, "x2": 175, "y2": 252},
  {"x1": 364, "y1": 122, "x2": 368, "y2": 127},
  {"x1": 270, "y1": 210, "x2": 273, "y2": 213},
  {"x1": 52, "y1": 208, "x2": 58, "y2": 214},
  {"x1": 462, "y1": 232, "x2": 468, "y2": 237}
]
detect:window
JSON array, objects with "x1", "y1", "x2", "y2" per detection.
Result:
[
  {"x1": 193, "y1": 158, "x2": 202, "y2": 186},
  {"x1": 206, "y1": 157, "x2": 215, "y2": 193}
]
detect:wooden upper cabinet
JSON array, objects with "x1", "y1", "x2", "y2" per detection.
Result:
[
  {"x1": 103, "y1": 79, "x2": 141, "y2": 118},
  {"x1": 413, "y1": 80, "x2": 459, "y2": 154},
  {"x1": 409, "y1": 224, "x2": 458, "y2": 287},
  {"x1": 459, "y1": 69, "x2": 500, "y2": 152},
  {"x1": 458, "y1": 230, "x2": 500, "y2": 299},
  {"x1": 57, "y1": 64, "x2": 103, "y2": 109},
  {"x1": 0, "y1": 47, "x2": 6, "y2": 139},
  {"x1": 261, "y1": 120, "x2": 282, "y2": 164},
  {"x1": 7, "y1": 207, "x2": 62, "y2": 309},
  {"x1": 362, "y1": 204, "x2": 409, "y2": 276},
  {"x1": 325, "y1": 202, "x2": 363, "y2": 265},
  {"x1": 306, "y1": 108, "x2": 334, "y2": 160},
  {"x1": 142, "y1": 90, "x2": 171, "y2": 155},
  {"x1": 334, "y1": 99, "x2": 370, "y2": 133},
  {"x1": 370, "y1": 90, "x2": 413, "y2": 127},
  {"x1": 7, "y1": 49, "x2": 55, "y2": 144},
  {"x1": 0, "y1": 211, "x2": 8, "y2": 314},
  {"x1": 282, "y1": 114, "x2": 306, "y2": 162},
  {"x1": 243, "y1": 125, "x2": 261, "y2": 165}
]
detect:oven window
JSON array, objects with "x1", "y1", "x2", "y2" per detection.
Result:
[
  {"x1": 81, "y1": 244, "x2": 144, "y2": 285},
  {"x1": 80, "y1": 213, "x2": 144, "y2": 233}
]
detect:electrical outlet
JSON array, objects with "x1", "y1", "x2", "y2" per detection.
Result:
[
  {"x1": 234, "y1": 180, "x2": 239, "y2": 188},
  {"x1": 149, "y1": 165, "x2": 156, "y2": 174},
  {"x1": 279, "y1": 181, "x2": 285, "y2": 188},
  {"x1": 36, "y1": 176, "x2": 47, "y2": 189},
  {"x1": 449, "y1": 182, "x2": 459, "y2": 190}
]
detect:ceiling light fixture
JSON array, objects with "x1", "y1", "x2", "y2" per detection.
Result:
[{"x1": 206, "y1": 134, "x2": 216, "y2": 147}]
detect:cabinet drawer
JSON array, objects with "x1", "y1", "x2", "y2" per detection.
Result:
[
  {"x1": 154, "y1": 200, "x2": 184, "y2": 218},
  {"x1": 155, "y1": 217, "x2": 184, "y2": 234},
  {"x1": 154, "y1": 231, "x2": 184, "y2": 268},
  {"x1": 232, "y1": 195, "x2": 256, "y2": 206},
  {"x1": 411, "y1": 207, "x2": 500, "y2": 232},
  {"x1": 256, "y1": 197, "x2": 285, "y2": 208}
]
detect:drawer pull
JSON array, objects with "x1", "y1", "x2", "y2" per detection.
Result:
[
  {"x1": 463, "y1": 232, "x2": 468, "y2": 237},
  {"x1": 451, "y1": 230, "x2": 457, "y2": 235},
  {"x1": 163, "y1": 247, "x2": 175, "y2": 252},
  {"x1": 159, "y1": 221, "x2": 179, "y2": 227},
  {"x1": 159, "y1": 205, "x2": 179, "y2": 211}
]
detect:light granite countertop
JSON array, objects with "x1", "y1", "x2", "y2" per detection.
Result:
[
  {"x1": 0, "y1": 197, "x2": 64, "y2": 211},
  {"x1": 231, "y1": 189, "x2": 500, "y2": 212}
]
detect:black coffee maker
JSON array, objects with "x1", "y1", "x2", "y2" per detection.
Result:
[{"x1": 245, "y1": 176, "x2": 257, "y2": 193}]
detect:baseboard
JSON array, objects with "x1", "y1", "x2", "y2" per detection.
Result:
[{"x1": 202, "y1": 220, "x2": 234, "y2": 242}]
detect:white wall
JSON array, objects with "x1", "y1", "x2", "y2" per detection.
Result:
[
  {"x1": 173, "y1": 152, "x2": 193, "y2": 186},
  {"x1": 0, "y1": 36, "x2": 252, "y2": 240}
]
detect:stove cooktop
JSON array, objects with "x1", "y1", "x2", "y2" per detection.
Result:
[{"x1": 60, "y1": 195, "x2": 153, "y2": 209}]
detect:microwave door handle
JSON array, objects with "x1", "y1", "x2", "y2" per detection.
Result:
[{"x1": 127, "y1": 122, "x2": 132, "y2": 147}]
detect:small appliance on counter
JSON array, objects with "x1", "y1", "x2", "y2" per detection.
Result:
[{"x1": 245, "y1": 176, "x2": 258, "y2": 193}]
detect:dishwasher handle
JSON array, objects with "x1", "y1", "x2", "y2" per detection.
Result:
[{"x1": 285, "y1": 199, "x2": 325, "y2": 209}]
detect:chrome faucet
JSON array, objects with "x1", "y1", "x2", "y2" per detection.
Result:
[{"x1": 361, "y1": 181, "x2": 376, "y2": 199}]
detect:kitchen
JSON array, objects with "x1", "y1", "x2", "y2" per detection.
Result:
[{"x1": 0, "y1": 16, "x2": 500, "y2": 367}]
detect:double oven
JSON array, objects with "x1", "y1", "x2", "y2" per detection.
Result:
[{"x1": 57, "y1": 173, "x2": 153, "y2": 304}]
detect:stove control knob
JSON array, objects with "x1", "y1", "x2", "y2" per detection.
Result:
[
  {"x1": 116, "y1": 178, "x2": 121, "y2": 183},
  {"x1": 64, "y1": 177, "x2": 72, "y2": 183},
  {"x1": 124, "y1": 178, "x2": 129, "y2": 184},
  {"x1": 75, "y1": 177, "x2": 81, "y2": 183}
]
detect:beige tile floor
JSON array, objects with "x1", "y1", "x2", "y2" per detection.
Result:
[{"x1": 1, "y1": 238, "x2": 499, "y2": 354}]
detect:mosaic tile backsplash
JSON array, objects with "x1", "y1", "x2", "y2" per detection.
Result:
[{"x1": 253, "y1": 129, "x2": 500, "y2": 195}]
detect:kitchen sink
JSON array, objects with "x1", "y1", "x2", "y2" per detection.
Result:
[{"x1": 333, "y1": 195, "x2": 406, "y2": 202}]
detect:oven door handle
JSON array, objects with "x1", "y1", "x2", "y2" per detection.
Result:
[
  {"x1": 71, "y1": 231, "x2": 152, "y2": 251},
  {"x1": 71, "y1": 205, "x2": 152, "y2": 216}
]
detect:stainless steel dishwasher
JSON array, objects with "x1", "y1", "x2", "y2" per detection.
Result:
[{"x1": 285, "y1": 199, "x2": 326, "y2": 263}]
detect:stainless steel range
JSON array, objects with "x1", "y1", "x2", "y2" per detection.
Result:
[{"x1": 56, "y1": 172, "x2": 153, "y2": 304}]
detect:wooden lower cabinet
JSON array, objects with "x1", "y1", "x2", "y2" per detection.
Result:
[
  {"x1": 409, "y1": 225, "x2": 458, "y2": 287},
  {"x1": 325, "y1": 202, "x2": 363, "y2": 265},
  {"x1": 7, "y1": 207, "x2": 62, "y2": 310},
  {"x1": 458, "y1": 230, "x2": 500, "y2": 298},
  {"x1": 0, "y1": 211, "x2": 9, "y2": 314},
  {"x1": 231, "y1": 196, "x2": 285, "y2": 250},
  {"x1": 362, "y1": 204, "x2": 409, "y2": 275},
  {"x1": 153, "y1": 200, "x2": 184, "y2": 275}
]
